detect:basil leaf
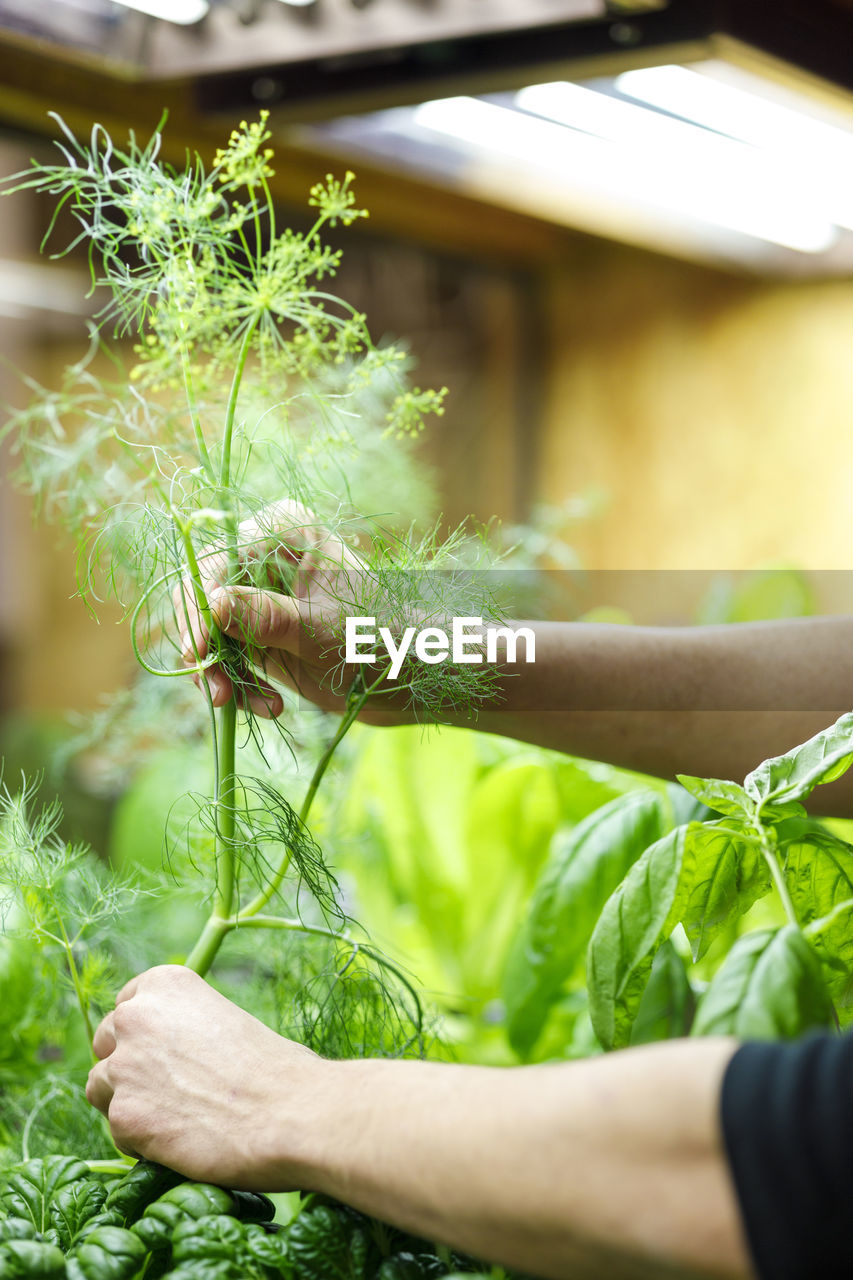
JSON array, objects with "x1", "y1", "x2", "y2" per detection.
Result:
[
  {"x1": 744, "y1": 712, "x2": 853, "y2": 810},
  {"x1": 589, "y1": 817, "x2": 772, "y2": 1048},
  {"x1": 783, "y1": 828, "x2": 853, "y2": 925},
  {"x1": 588, "y1": 825, "x2": 695, "y2": 1050},
  {"x1": 676, "y1": 776, "x2": 751, "y2": 819},
  {"x1": 0, "y1": 1239, "x2": 66, "y2": 1278},
  {"x1": 503, "y1": 790, "x2": 669, "y2": 1056},
  {"x1": 692, "y1": 925, "x2": 833, "y2": 1038},
  {"x1": 0, "y1": 1157, "x2": 89, "y2": 1235},
  {"x1": 49, "y1": 1179, "x2": 107, "y2": 1250},
  {"x1": 681, "y1": 822, "x2": 771, "y2": 962},
  {"x1": 104, "y1": 1160, "x2": 183, "y2": 1224},
  {"x1": 629, "y1": 940, "x2": 693, "y2": 1045},
  {"x1": 805, "y1": 899, "x2": 853, "y2": 1026}
]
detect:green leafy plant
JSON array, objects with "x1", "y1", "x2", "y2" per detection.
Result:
[
  {"x1": 0, "y1": 1154, "x2": 493, "y2": 1278},
  {"x1": 4, "y1": 107, "x2": 853, "y2": 1280},
  {"x1": 504, "y1": 714, "x2": 853, "y2": 1059},
  {"x1": 0, "y1": 112, "x2": 508, "y2": 1276}
]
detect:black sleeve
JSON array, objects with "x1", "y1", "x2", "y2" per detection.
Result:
[{"x1": 720, "y1": 1033, "x2": 853, "y2": 1280}]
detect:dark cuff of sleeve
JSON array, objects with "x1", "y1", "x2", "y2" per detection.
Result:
[{"x1": 721, "y1": 1034, "x2": 853, "y2": 1280}]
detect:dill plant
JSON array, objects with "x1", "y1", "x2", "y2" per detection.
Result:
[{"x1": 0, "y1": 112, "x2": 504, "y2": 1090}]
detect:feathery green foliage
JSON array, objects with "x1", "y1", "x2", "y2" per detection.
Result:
[{"x1": 0, "y1": 110, "x2": 498, "y2": 1173}]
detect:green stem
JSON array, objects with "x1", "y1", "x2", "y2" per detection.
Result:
[
  {"x1": 186, "y1": 670, "x2": 382, "y2": 973},
  {"x1": 184, "y1": 698, "x2": 237, "y2": 976},
  {"x1": 181, "y1": 347, "x2": 214, "y2": 481},
  {"x1": 86, "y1": 1159, "x2": 136, "y2": 1175},
  {"x1": 47, "y1": 889, "x2": 96, "y2": 1058},
  {"x1": 184, "y1": 913, "x2": 230, "y2": 976},
  {"x1": 755, "y1": 821, "x2": 799, "y2": 928},
  {"x1": 261, "y1": 173, "x2": 276, "y2": 245},
  {"x1": 174, "y1": 514, "x2": 214, "y2": 631},
  {"x1": 184, "y1": 317, "x2": 260, "y2": 975},
  {"x1": 226, "y1": 914, "x2": 350, "y2": 944},
  {"x1": 174, "y1": 512, "x2": 236, "y2": 933},
  {"x1": 220, "y1": 318, "x2": 259, "y2": 493},
  {"x1": 215, "y1": 699, "x2": 237, "y2": 919}
]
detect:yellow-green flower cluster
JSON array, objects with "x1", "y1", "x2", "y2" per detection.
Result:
[
  {"x1": 213, "y1": 111, "x2": 275, "y2": 190},
  {"x1": 308, "y1": 171, "x2": 369, "y2": 227},
  {"x1": 386, "y1": 386, "x2": 448, "y2": 439}
]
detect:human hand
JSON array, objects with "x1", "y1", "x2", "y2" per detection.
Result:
[
  {"x1": 175, "y1": 499, "x2": 403, "y2": 723},
  {"x1": 86, "y1": 965, "x2": 325, "y2": 1188}
]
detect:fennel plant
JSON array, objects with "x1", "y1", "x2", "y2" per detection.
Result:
[{"x1": 0, "y1": 110, "x2": 501, "y2": 1065}]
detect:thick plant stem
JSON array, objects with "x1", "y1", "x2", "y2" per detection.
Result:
[
  {"x1": 184, "y1": 699, "x2": 238, "y2": 976},
  {"x1": 176, "y1": 517, "x2": 215, "y2": 632},
  {"x1": 185, "y1": 913, "x2": 230, "y2": 976},
  {"x1": 185, "y1": 316, "x2": 259, "y2": 975},
  {"x1": 226, "y1": 915, "x2": 350, "y2": 944},
  {"x1": 86, "y1": 1160, "x2": 135, "y2": 1175},
  {"x1": 215, "y1": 699, "x2": 237, "y2": 919},
  {"x1": 184, "y1": 680, "x2": 370, "y2": 974}
]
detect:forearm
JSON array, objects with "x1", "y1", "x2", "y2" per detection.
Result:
[
  {"x1": 281, "y1": 1039, "x2": 751, "y2": 1280},
  {"x1": 464, "y1": 616, "x2": 853, "y2": 814}
]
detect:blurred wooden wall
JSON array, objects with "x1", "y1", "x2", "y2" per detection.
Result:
[{"x1": 537, "y1": 238, "x2": 853, "y2": 574}]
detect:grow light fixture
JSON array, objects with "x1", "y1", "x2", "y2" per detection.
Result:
[
  {"x1": 110, "y1": 0, "x2": 208, "y2": 23},
  {"x1": 617, "y1": 65, "x2": 853, "y2": 159},
  {"x1": 413, "y1": 91, "x2": 837, "y2": 256},
  {"x1": 615, "y1": 64, "x2": 853, "y2": 231}
]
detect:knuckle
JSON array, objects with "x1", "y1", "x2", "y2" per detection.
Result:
[
  {"x1": 108, "y1": 1095, "x2": 146, "y2": 1144},
  {"x1": 149, "y1": 963, "x2": 198, "y2": 988},
  {"x1": 112, "y1": 1002, "x2": 137, "y2": 1034},
  {"x1": 84, "y1": 1067, "x2": 101, "y2": 1106}
]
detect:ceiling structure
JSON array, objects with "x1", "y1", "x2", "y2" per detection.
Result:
[
  {"x1": 0, "y1": 1, "x2": 850, "y2": 111},
  {"x1": 0, "y1": 1, "x2": 852, "y2": 273}
]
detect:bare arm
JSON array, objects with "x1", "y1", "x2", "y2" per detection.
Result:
[
  {"x1": 87, "y1": 968, "x2": 752, "y2": 1280},
  {"x1": 473, "y1": 615, "x2": 853, "y2": 815},
  {"x1": 308, "y1": 1039, "x2": 750, "y2": 1280},
  {"x1": 175, "y1": 507, "x2": 853, "y2": 812},
  {"x1": 198, "y1": 587, "x2": 853, "y2": 813}
]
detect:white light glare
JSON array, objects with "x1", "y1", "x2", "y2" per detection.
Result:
[
  {"x1": 111, "y1": 0, "x2": 208, "y2": 23},
  {"x1": 616, "y1": 65, "x2": 853, "y2": 231},
  {"x1": 618, "y1": 65, "x2": 853, "y2": 161},
  {"x1": 414, "y1": 92, "x2": 837, "y2": 255},
  {"x1": 273, "y1": 0, "x2": 318, "y2": 6}
]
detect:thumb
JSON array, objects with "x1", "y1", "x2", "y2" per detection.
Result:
[{"x1": 209, "y1": 586, "x2": 309, "y2": 653}]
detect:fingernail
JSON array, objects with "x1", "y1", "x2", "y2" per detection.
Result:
[
  {"x1": 210, "y1": 589, "x2": 236, "y2": 622},
  {"x1": 247, "y1": 694, "x2": 273, "y2": 720}
]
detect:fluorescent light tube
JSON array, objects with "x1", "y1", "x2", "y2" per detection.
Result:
[
  {"x1": 414, "y1": 95, "x2": 837, "y2": 254},
  {"x1": 111, "y1": 0, "x2": 209, "y2": 23},
  {"x1": 617, "y1": 65, "x2": 853, "y2": 231},
  {"x1": 617, "y1": 65, "x2": 853, "y2": 160}
]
